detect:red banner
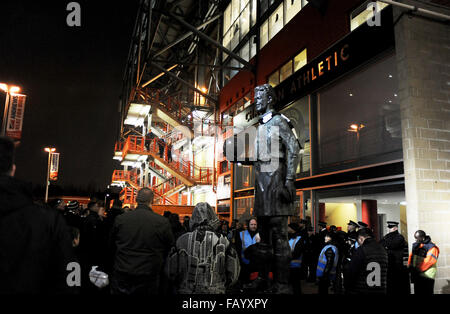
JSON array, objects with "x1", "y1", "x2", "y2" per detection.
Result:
[
  {"x1": 50, "y1": 153, "x2": 60, "y2": 181},
  {"x1": 6, "y1": 94, "x2": 27, "y2": 140}
]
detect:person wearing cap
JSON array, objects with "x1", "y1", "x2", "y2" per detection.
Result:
[
  {"x1": 408, "y1": 230, "x2": 439, "y2": 294},
  {"x1": 342, "y1": 221, "x2": 359, "y2": 293},
  {"x1": 316, "y1": 231, "x2": 339, "y2": 294},
  {"x1": 380, "y1": 221, "x2": 409, "y2": 294},
  {"x1": 64, "y1": 200, "x2": 83, "y2": 229},
  {"x1": 302, "y1": 226, "x2": 316, "y2": 282},
  {"x1": 298, "y1": 219, "x2": 308, "y2": 239},
  {"x1": 347, "y1": 220, "x2": 358, "y2": 240},
  {"x1": 357, "y1": 221, "x2": 368, "y2": 229},
  {"x1": 288, "y1": 223, "x2": 304, "y2": 294},
  {"x1": 347, "y1": 228, "x2": 388, "y2": 294}
]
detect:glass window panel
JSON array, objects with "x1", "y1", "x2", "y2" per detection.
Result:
[
  {"x1": 241, "y1": 0, "x2": 249, "y2": 12},
  {"x1": 251, "y1": 0, "x2": 257, "y2": 27},
  {"x1": 281, "y1": 96, "x2": 310, "y2": 176},
  {"x1": 260, "y1": 20, "x2": 269, "y2": 49},
  {"x1": 260, "y1": 0, "x2": 269, "y2": 16},
  {"x1": 235, "y1": 197, "x2": 255, "y2": 222},
  {"x1": 230, "y1": 22, "x2": 240, "y2": 50},
  {"x1": 268, "y1": 70, "x2": 280, "y2": 87},
  {"x1": 285, "y1": 0, "x2": 304, "y2": 24},
  {"x1": 269, "y1": 3, "x2": 284, "y2": 40},
  {"x1": 224, "y1": 4, "x2": 232, "y2": 34},
  {"x1": 222, "y1": 30, "x2": 232, "y2": 61},
  {"x1": 240, "y1": 4, "x2": 250, "y2": 39},
  {"x1": 294, "y1": 48, "x2": 307, "y2": 71},
  {"x1": 240, "y1": 41, "x2": 250, "y2": 62},
  {"x1": 280, "y1": 60, "x2": 293, "y2": 82},
  {"x1": 318, "y1": 54, "x2": 402, "y2": 172},
  {"x1": 250, "y1": 35, "x2": 257, "y2": 59},
  {"x1": 232, "y1": 0, "x2": 240, "y2": 23},
  {"x1": 230, "y1": 58, "x2": 240, "y2": 79},
  {"x1": 351, "y1": 1, "x2": 390, "y2": 31}
]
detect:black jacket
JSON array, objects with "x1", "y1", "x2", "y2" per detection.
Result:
[
  {"x1": 0, "y1": 176, "x2": 76, "y2": 294},
  {"x1": 111, "y1": 205, "x2": 175, "y2": 276},
  {"x1": 347, "y1": 238, "x2": 388, "y2": 294},
  {"x1": 380, "y1": 230, "x2": 406, "y2": 271}
]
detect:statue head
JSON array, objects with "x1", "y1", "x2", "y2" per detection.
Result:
[{"x1": 255, "y1": 84, "x2": 277, "y2": 114}]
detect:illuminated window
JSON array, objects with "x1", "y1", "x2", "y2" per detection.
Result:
[
  {"x1": 294, "y1": 48, "x2": 307, "y2": 71},
  {"x1": 350, "y1": 1, "x2": 389, "y2": 31},
  {"x1": 250, "y1": 35, "x2": 257, "y2": 59},
  {"x1": 240, "y1": 4, "x2": 250, "y2": 39},
  {"x1": 260, "y1": 20, "x2": 269, "y2": 48},
  {"x1": 251, "y1": 0, "x2": 257, "y2": 27},
  {"x1": 285, "y1": 0, "x2": 304, "y2": 24},
  {"x1": 280, "y1": 60, "x2": 293, "y2": 82},
  {"x1": 240, "y1": 41, "x2": 250, "y2": 62},
  {"x1": 223, "y1": 31, "x2": 232, "y2": 61},
  {"x1": 268, "y1": 70, "x2": 280, "y2": 87},
  {"x1": 232, "y1": 0, "x2": 240, "y2": 22},
  {"x1": 231, "y1": 23, "x2": 240, "y2": 50},
  {"x1": 223, "y1": 0, "x2": 257, "y2": 62},
  {"x1": 224, "y1": 5, "x2": 231, "y2": 35},
  {"x1": 269, "y1": 3, "x2": 284, "y2": 40}
]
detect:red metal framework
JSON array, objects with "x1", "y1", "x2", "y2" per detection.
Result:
[
  {"x1": 122, "y1": 135, "x2": 214, "y2": 185},
  {"x1": 112, "y1": 169, "x2": 139, "y2": 188},
  {"x1": 120, "y1": 187, "x2": 137, "y2": 208}
]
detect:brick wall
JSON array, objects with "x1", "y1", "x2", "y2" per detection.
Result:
[{"x1": 394, "y1": 0, "x2": 450, "y2": 293}]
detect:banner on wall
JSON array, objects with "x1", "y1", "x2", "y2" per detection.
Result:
[{"x1": 6, "y1": 94, "x2": 27, "y2": 140}]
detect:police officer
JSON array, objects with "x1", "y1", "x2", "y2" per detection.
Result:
[
  {"x1": 342, "y1": 220, "x2": 359, "y2": 293},
  {"x1": 380, "y1": 221, "x2": 409, "y2": 294},
  {"x1": 347, "y1": 220, "x2": 358, "y2": 240},
  {"x1": 288, "y1": 223, "x2": 303, "y2": 294},
  {"x1": 316, "y1": 231, "x2": 339, "y2": 295},
  {"x1": 303, "y1": 226, "x2": 316, "y2": 282}
]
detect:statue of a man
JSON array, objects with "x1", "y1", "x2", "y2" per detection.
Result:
[{"x1": 225, "y1": 84, "x2": 300, "y2": 293}]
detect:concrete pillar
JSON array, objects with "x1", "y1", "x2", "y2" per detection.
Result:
[
  {"x1": 362, "y1": 199, "x2": 379, "y2": 241},
  {"x1": 394, "y1": 1, "x2": 450, "y2": 293}
]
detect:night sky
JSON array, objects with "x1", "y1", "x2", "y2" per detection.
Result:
[{"x1": 1, "y1": 1, "x2": 139, "y2": 192}]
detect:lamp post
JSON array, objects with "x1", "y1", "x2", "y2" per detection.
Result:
[
  {"x1": 44, "y1": 147, "x2": 56, "y2": 203},
  {"x1": 0, "y1": 83, "x2": 21, "y2": 136}
]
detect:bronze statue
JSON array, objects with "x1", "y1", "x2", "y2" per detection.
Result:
[{"x1": 225, "y1": 84, "x2": 300, "y2": 293}]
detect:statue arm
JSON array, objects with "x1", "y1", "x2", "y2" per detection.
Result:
[{"x1": 279, "y1": 117, "x2": 300, "y2": 181}]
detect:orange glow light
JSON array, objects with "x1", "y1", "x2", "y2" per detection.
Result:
[
  {"x1": 350, "y1": 124, "x2": 358, "y2": 130},
  {"x1": 9, "y1": 86, "x2": 20, "y2": 94},
  {"x1": 45, "y1": 147, "x2": 56, "y2": 153}
]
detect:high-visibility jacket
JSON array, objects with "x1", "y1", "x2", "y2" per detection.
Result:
[
  {"x1": 289, "y1": 236, "x2": 302, "y2": 268},
  {"x1": 240, "y1": 230, "x2": 257, "y2": 265},
  {"x1": 408, "y1": 241, "x2": 439, "y2": 280},
  {"x1": 316, "y1": 244, "x2": 338, "y2": 280}
]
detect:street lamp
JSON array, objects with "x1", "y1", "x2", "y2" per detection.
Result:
[
  {"x1": 0, "y1": 83, "x2": 22, "y2": 136},
  {"x1": 44, "y1": 147, "x2": 56, "y2": 203}
]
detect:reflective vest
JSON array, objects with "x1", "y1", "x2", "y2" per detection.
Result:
[
  {"x1": 240, "y1": 230, "x2": 257, "y2": 265},
  {"x1": 408, "y1": 242, "x2": 439, "y2": 280},
  {"x1": 289, "y1": 236, "x2": 302, "y2": 268},
  {"x1": 316, "y1": 244, "x2": 338, "y2": 280}
]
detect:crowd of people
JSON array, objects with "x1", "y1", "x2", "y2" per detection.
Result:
[{"x1": 0, "y1": 136, "x2": 441, "y2": 295}]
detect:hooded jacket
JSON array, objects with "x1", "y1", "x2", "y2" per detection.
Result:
[
  {"x1": 0, "y1": 176, "x2": 76, "y2": 294},
  {"x1": 165, "y1": 203, "x2": 240, "y2": 294}
]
